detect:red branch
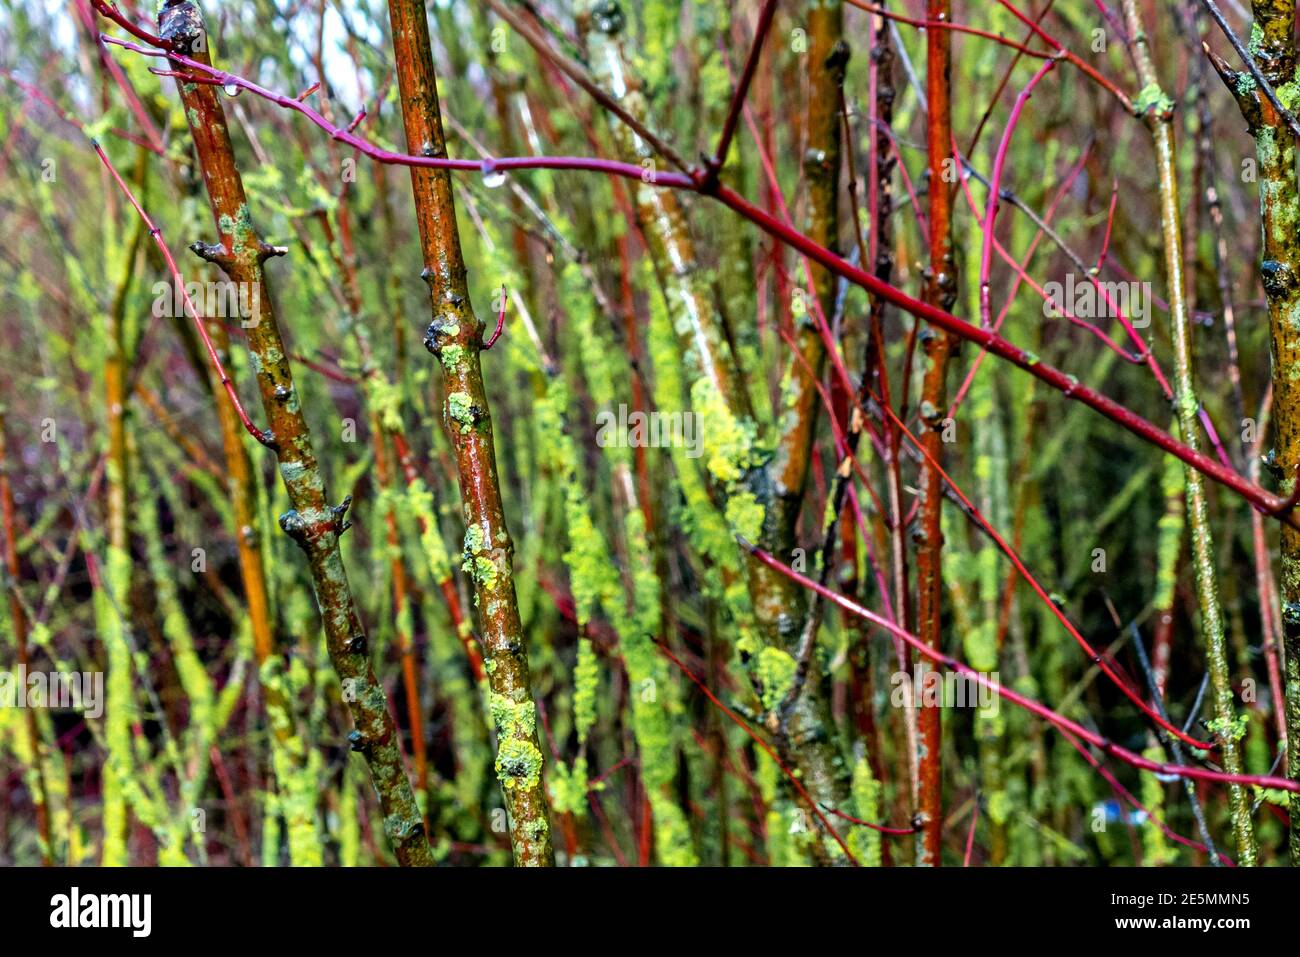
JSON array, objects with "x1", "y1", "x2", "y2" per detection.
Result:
[
  {"x1": 90, "y1": 138, "x2": 274, "y2": 449},
  {"x1": 741, "y1": 542, "x2": 1300, "y2": 796}
]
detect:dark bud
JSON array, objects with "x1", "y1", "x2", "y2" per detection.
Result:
[
  {"x1": 591, "y1": 0, "x2": 625, "y2": 35},
  {"x1": 825, "y1": 39, "x2": 851, "y2": 79},
  {"x1": 1263, "y1": 448, "x2": 1284, "y2": 480},
  {"x1": 423, "y1": 316, "x2": 459, "y2": 355},
  {"x1": 347, "y1": 730, "x2": 371, "y2": 754},
  {"x1": 278, "y1": 509, "x2": 308, "y2": 545},
  {"x1": 1261, "y1": 259, "x2": 1294, "y2": 298},
  {"x1": 1282, "y1": 601, "x2": 1300, "y2": 628},
  {"x1": 346, "y1": 633, "x2": 368, "y2": 656}
]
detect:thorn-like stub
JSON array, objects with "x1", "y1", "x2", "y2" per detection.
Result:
[
  {"x1": 258, "y1": 241, "x2": 288, "y2": 261},
  {"x1": 331, "y1": 495, "x2": 354, "y2": 535},
  {"x1": 419, "y1": 266, "x2": 434, "y2": 287},
  {"x1": 189, "y1": 240, "x2": 232, "y2": 268}
]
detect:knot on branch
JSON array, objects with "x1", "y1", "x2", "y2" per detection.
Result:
[
  {"x1": 397, "y1": 819, "x2": 425, "y2": 842},
  {"x1": 824, "y1": 39, "x2": 851, "y2": 83},
  {"x1": 1266, "y1": 462, "x2": 1300, "y2": 516},
  {"x1": 346, "y1": 633, "x2": 368, "y2": 656},
  {"x1": 158, "y1": 0, "x2": 205, "y2": 55},
  {"x1": 1282, "y1": 601, "x2": 1300, "y2": 628},
  {"x1": 1260, "y1": 259, "x2": 1295, "y2": 298},
  {"x1": 189, "y1": 240, "x2": 233, "y2": 269},
  {"x1": 423, "y1": 312, "x2": 468, "y2": 356},
  {"x1": 278, "y1": 503, "x2": 348, "y2": 549},
  {"x1": 278, "y1": 509, "x2": 311, "y2": 548}
]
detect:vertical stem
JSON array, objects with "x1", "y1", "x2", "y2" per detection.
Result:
[
  {"x1": 913, "y1": 0, "x2": 956, "y2": 867},
  {"x1": 159, "y1": 0, "x2": 432, "y2": 867},
  {"x1": 203, "y1": 317, "x2": 323, "y2": 865},
  {"x1": 203, "y1": 319, "x2": 275, "y2": 665},
  {"x1": 1211, "y1": 0, "x2": 1300, "y2": 864},
  {"x1": 100, "y1": 183, "x2": 138, "y2": 865},
  {"x1": 386, "y1": 0, "x2": 554, "y2": 866},
  {"x1": 1122, "y1": 0, "x2": 1256, "y2": 864},
  {"x1": 0, "y1": 412, "x2": 51, "y2": 864}
]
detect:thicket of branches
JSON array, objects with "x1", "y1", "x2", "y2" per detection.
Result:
[{"x1": 3, "y1": 0, "x2": 1300, "y2": 867}]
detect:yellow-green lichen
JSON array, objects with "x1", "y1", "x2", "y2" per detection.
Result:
[
  {"x1": 690, "y1": 377, "x2": 759, "y2": 485},
  {"x1": 755, "y1": 645, "x2": 797, "y2": 712},
  {"x1": 447, "y1": 391, "x2": 475, "y2": 433},
  {"x1": 495, "y1": 738, "x2": 543, "y2": 791},
  {"x1": 440, "y1": 343, "x2": 467, "y2": 373},
  {"x1": 216, "y1": 203, "x2": 255, "y2": 256},
  {"x1": 724, "y1": 489, "x2": 764, "y2": 542}
]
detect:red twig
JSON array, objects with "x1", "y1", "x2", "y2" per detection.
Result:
[
  {"x1": 89, "y1": 0, "x2": 172, "y2": 50},
  {"x1": 741, "y1": 542, "x2": 1300, "y2": 794},
  {"x1": 978, "y1": 59, "x2": 1058, "y2": 328},
  {"x1": 97, "y1": 28, "x2": 1299, "y2": 525},
  {"x1": 653, "y1": 640, "x2": 860, "y2": 864},
  {"x1": 482, "y1": 285, "x2": 507, "y2": 349},
  {"x1": 706, "y1": 0, "x2": 780, "y2": 182},
  {"x1": 90, "y1": 138, "x2": 275, "y2": 449},
  {"x1": 963, "y1": 798, "x2": 980, "y2": 866}
]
